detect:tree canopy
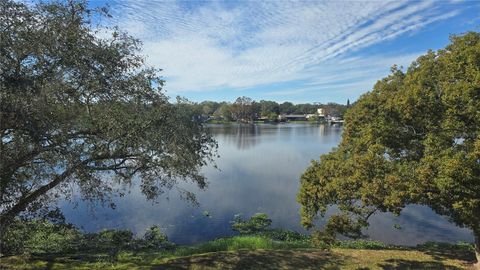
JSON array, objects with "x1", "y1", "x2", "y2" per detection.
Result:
[
  {"x1": 0, "y1": 0, "x2": 216, "y2": 236},
  {"x1": 297, "y1": 32, "x2": 480, "y2": 264},
  {"x1": 186, "y1": 98, "x2": 347, "y2": 122},
  {"x1": 230, "y1": 96, "x2": 256, "y2": 122}
]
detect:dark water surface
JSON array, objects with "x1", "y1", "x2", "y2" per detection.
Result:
[{"x1": 61, "y1": 123, "x2": 473, "y2": 245}]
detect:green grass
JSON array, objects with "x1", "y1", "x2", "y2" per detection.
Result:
[
  {"x1": 0, "y1": 237, "x2": 476, "y2": 270},
  {"x1": 0, "y1": 236, "x2": 310, "y2": 270},
  {"x1": 333, "y1": 239, "x2": 391, "y2": 250},
  {"x1": 174, "y1": 236, "x2": 311, "y2": 256},
  {"x1": 158, "y1": 248, "x2": 474, "y2": 269}
]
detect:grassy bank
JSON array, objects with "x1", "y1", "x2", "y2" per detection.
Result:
[
  {"x1": 158, "y1": 248, "x2": 473, "y2": 270},
  {"x1": 0, "y1": 236, "x2": 475, "y2": 269}
]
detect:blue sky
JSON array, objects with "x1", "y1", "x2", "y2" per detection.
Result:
[{"x1": 90, "y1": 0, "x2": 480, "y2": 104}]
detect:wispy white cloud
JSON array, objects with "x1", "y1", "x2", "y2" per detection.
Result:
[{"x1": 103, "y1": 0, "x2": 468, "y2": 98}]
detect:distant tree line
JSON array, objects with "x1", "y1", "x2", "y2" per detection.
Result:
[{"x1": 189, "y1": 96, "x2": 349, "y2": 122}]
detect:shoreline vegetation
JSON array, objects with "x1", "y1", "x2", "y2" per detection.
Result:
[
  {"x1": 0, "y1": 236, "x2": 475, "y2": 269},
  {"x1": 185, "y1": 96, "x2": 349, "y2": 124},
  {"x1": 0, "y1": 215, "x2": 476, "y2": 269}
]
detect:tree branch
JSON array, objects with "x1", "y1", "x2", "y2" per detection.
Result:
[{"x1": 0, "y1": 150, "x2": 141, "y2": 227}]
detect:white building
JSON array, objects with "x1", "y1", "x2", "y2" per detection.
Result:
[{"x1": 317, "y1": 108, "x2": 324, "y2": 117}]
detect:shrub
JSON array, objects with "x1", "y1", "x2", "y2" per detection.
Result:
[
  {"x1": 1, "y1": 219, "x2": 80, "y2": 255},
  {"x1": 310, "y1": 230, "x2": 335, "y2": 249},
  {"x1": 1, "y1": 219, "x2": 177, "y2": 256},
  {"x1": 24, "y1": 221, "x2": 80, "y2": 254},
  {"x1": 231, "y1": 213, "x2": 272, "y2": 235},
  {"x1": 334, "y1": 239, "x2": 389, "y2": 249},
  {"x1": 143, "y1": 226, "x2": 174, "y2": 250},
  {"x1": 261, "y1": 228, "x2": 309, "y2": 242}
]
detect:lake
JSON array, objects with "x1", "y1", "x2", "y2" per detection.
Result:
[{"x1": 60, "y1": 123, "x2": 473, "y2": 246}]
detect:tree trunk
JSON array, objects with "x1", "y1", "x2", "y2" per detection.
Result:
[
  {"x1": 0, "y1": 153, "x2": 122, "y2": 251},
  {"x1": 0, "y1": 161, "x2": 86, "y2": 238},
  {"x1": 0, "y1": 153, "x2": 122, "y2": 234},
  {"x1": 475, "y1": 232, "x2": 480, "y2": 270}
]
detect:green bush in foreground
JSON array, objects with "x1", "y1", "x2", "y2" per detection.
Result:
[
  {"x1": 3, "y1": 214, "x2": 475, "y2": 264},
  {"x1": 176, "y1": 236, "x2": 277, "y2": 255},
  {"x1": 143, "y1": 225, "x2": 175, "y2": 250},
  {"x1": 1, "y1": 219, "x2": 81, "y2": 255},
  {"x1": 231, "y1": 213, "x2": 272, "y2": 235},
  {"x1": 1, "y1": 219, "x2": 174, "y2": 256},
  {"x1": 261, "y1": 228, "x2": 310, "y2": 242},
  {"x1": 230, "y1": 213, "x2": 310, "y2": 243}
]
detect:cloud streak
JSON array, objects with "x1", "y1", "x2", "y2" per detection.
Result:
[{"x1": 103, "y1": 0, "x2": 469, "y2": 100}]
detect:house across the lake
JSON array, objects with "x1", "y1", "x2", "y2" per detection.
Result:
[{"x1": 317, "y1": 108, "x2": 325, "y2": 117}]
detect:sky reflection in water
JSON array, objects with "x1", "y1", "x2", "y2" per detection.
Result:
[{"x1": 60, "y1": 123, "x2": 473, "y2": 245}]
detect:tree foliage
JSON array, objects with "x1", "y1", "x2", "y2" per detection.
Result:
[
  {"x1": 230, "y1": 96, "x2": 256, "y2": 122},
  {"x1": 0, "y1": 0, "x2": 216, "y2": 235},
  {"x1": 297, "y1": 32, "x2": 480, "y2": 262},
  {"x1": 231, "y1": 213, "x2": 272, "y2": 235},
  {"x1": 189, "y1": 98, "x2": 347, "y2": 122},
  {"x1": 259, "y1": 100, "x2": 280, "y2": 116},
  {"x1": 2, "y1": 218, "x2": 173, "y2": 256}
]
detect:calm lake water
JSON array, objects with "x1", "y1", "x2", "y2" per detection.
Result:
[{"x1": 61, "y1": 123, "x2": 473, "y2": 245}]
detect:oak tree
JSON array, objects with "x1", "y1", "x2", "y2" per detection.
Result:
[
  {"x1": 0, "y1": 0, "x2": 216, "y2": 240},
  {"x1": 298, "y1": 32, "x2": 480, "y2": 266}
]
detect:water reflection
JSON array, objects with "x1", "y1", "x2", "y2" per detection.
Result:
[
  {"x1": 60, "y1": 123, "x2": 472, "y2": 245},
  {"x1": 209, "y1": 124, "x2": 262, "y2": 150}
]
